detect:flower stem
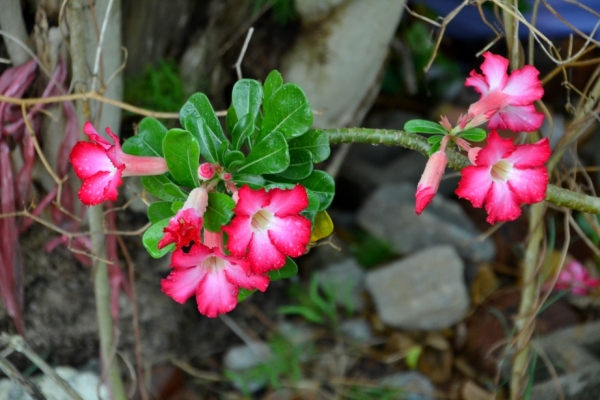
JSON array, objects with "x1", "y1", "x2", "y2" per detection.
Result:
[{"x1": 325, "y1": 128, "x2": 600, "y2": 214}]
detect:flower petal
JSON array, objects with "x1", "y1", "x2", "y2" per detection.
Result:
[
  {"x1": 225, "y1": 262, "x2": 270, "y2": 292},
  {"x1": 484, "y1": 181, "x2": 522, "y2": 224},
  {"x1": 222, "y1": 215, "x2": 253, "y2": 257},
  {"x1": 196, "y1": 269, "x2": 238, "y2": 317},
  {"x1": 507, "y1": 166, "x2": 548, "y2": 205},
  {"x1": 479, "y1": 52, "x2": 509, "y2": 91},
  {"x1": 234, "y1": 185, "x2": 270, "y2": 216},
  {"x1": 465, "y1": 71, "x2": 489, "y2": 95},
  {"x1": 455, "y1": 166, "x2": 493, "y2": 208},
  {"x1": 171, "y1": 243, "x2": 212, "y2": 268},
  {"x1": 505, "y1": 138, "x2": 551, "y2": 168},
  {"x1": 83, "y1": 121, "x2": 112, "y2": 149},
  {"x1": 267, "y1": 185, "x2": 309, "y2": 216},
  {"x1": 70, "y1": 142, "x2": 117, "y2": 179},
  {"x1": 268, "y1": 215, "x2": 311, "y2": 257},
  {"x1": 488, "y1": 104, "x2": 545, "y2": 132},
  {"x1": 161, "y1": 266, "x2": 205, "y2": 304},
  {"x1": 77, "y1": 168, "x2": 124, "y2": 205},
  {"x1": 474, "y1": 131, "x2": 514, "y2": 167},
  {"x1": 158, "y1": 209, "x2": 203, "y2": 249},
  {"x1": 247, "y1": 230, "x2": 286, "y2": 274},
  {"x1": 502, "y1": 65, "x2": 544, "y2": 106}
]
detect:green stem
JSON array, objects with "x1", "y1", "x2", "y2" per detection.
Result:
[
  {"x1": 325, "y1": 128, "x2": 600, "y2": 214},
  {"x1": 68, "y1": 1, "x2": 126, "y2": 398}
]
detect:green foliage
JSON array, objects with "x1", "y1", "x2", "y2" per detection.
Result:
[
  {"x1": 124, "y1": 59, "x2": 184, "y2": 114},
  {"x1": 252, "y1": 0, "x2": 296, "y2": 24},
  {"x1": 345, "y1": 385, "x2": 407, "y2": 400},
  {"x1": 224, "y1": 334, "x2": 308, "y2": 396},
  {"x1": 350, "y1": 231, "x2": 397, "y2": 268}
]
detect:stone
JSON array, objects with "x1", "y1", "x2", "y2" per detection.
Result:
[
  {"x1": 357, "y1": 182, "x2": 496, "y2": 263},
  {"x1": 223, "y1": 343, "x2": 271, "y2": 371},
  {"x1": 379, "y1": 372, "x2": 436, "y2": 400},
  {"x1": 317, "y1": 258, "x2": 366, "y2": 313},
  {"x1": 340, "y1": 319, "x2": 374, "y2": 343},
  {"x1": 365, "y1": 245, "x2": 469, "y2": 330}
]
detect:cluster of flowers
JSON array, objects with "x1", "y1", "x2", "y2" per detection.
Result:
[
  {"x1": 414, "y1": 52, "x2": 551, "y2": 224},
  {"x1": 70, "y1": 122, "x2": 312, "y2": 317}
]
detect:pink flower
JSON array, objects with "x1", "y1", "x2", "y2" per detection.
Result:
[
  {"x1": 162, "y1": 244, "x2": 269, "y2": 317},
  {"x1": 199, "y1": 163, "x2": 216, "y2": 180},
  {"x1": 465, "y1": 52, "x2": 544, "y2": 132},
  {"x1": 555, "y1": 260, "x2": 600, "y2": 296},
  {"x1": 455, "y1": 131, "x2": 551, "y2": 224},
  {"x1": 222, "y1": 185, "x2": 312, "y2": 274},
  {"x1": 158, "y1": 187, "x2": 208, "y2": 250},
  {"x1": 70, "y1": 122, "x2": 168, "y2": 205},
  {"x1": 415, "y1": 150, "x2": 447, "y2": 215}
]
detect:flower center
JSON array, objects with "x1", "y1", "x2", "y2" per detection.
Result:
[
  {"x1": 251, "y1": 209, "x2": 273, "y2": 233},
  {"x1": 491, "y1": 160, "x2": 512, "y2": 181},
  {"x1": 204, "y1": 255, "x2": 226, "y2": 272}
]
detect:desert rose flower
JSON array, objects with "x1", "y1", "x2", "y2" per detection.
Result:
[
  {"x1": 415, "y1": 150, "x2": 447, "y2": 215},
  {"x1": 162, "y1": 244, "x2": 269, "y2": 317},
  {"x1": 222, "y1": 185, "x2": 311, "y2": 274},
  {"x1": 464, "y1": 52, "x2": 544, "y2": 132},
  {"x1": 70, "y1": 121, "x2": 168, "y2": 205},
  {"x1": 455, "y1": 131, "x2": 551, "y2": 224},
  {"x1": 555, "y1": 260, "x2": 600, "y2": 296},
  {"x1": 158, "y1": 187, "x2": 208, "y2": 250}
]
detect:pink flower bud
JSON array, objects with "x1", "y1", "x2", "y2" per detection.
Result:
[
  {"x1": 415, "y1": 150, "x2": 447, "y2": 215},
  {"x1": 199, "y1": 163, "x2": 216, "y2": 180}
]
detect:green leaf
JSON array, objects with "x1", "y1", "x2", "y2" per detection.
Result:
[
  {"x1": 427, "y1": 135, "x2": 443, "y2": 145},
  {"x1": 288, "y1": 129, "x2": 331, "y2": 163},
  {"x1": 274, "y1": 149, "x2": 313, "y2": 180},
  {"x1": 260, "y1": 83, "x2": 313, "y2": 140},
  {"x1": 232, "y1": 174, "x2": 266, "y2": 189},
  {"x1": 404, "y1": 119, "x2": 447, "y2": 135},
  {"x1": 141, "y1": 175, "x2": 188, "y2": 202},
  {"x1": 204, "y1": 192, "x2": 235, "y2": 232},
  {"x1": 310, "y1": 210, "x2": 334, "y2": 242},
  {"x1": 236, "y1": 131, "x2": 289, "y2": 175},
  {"x1": 428, "y1": 141, "x2": 441, "y2": 156},
  {"x1": 172, "y1": 201, "x2": 184, "y2": 213},
  {"x1": 458, "y1": 128, "x2": 487, "y2": 142},
  {"x1": 231, "y1": 113, "x2": 255, "y2": 150},
  {"x1": 300, "y1": 170, "x2": 335, "y2": 211},
  {"x1": 277, "y1": 305, "x2": 323, "y2": 324},
  {"x1": 184, "y1": 115, "x2": 223, "y2": 165},
  {"x1": 238, "y1": 288, "x2": 256, "y2": 302},
  {"x1": 147, "y1": 201, "x2": 176, "y2": 224},
  {"x1": 218, "y1": 141, "x2": 230, "y2": 165},
  {"x1": 301, "y1": 190, "x2": 320, "y2": 223},
  {"x1": 122, "y1": 117, "x2": 167, "y2": 157},
  {"x1": 232, "y1": 79, "x2": 263, "y2": 120},
  {"x1": 405, "y1": 345, "x2": 422, "y2": 370},
  {"x1": 180, "y1": 92, "x2": 227, "y2": 142},
  {"x1": 224, "y1": 150, "x2": 245, "y2": 169},
  {"x1": 263, "y1": 70, "x2": 283, "y2": 104},
  {"x1": 226, "y1": 105, "x2": 238, "y2": 135},
  {"x1": 268, "y1": 257, "x2": 298, "y2": 281},
  {"x1": 163, "y1": 129, "x2": 200, "y2": 188},
  {"x1": 142, "y1": 219, "x2": 174, "y2": 258}
]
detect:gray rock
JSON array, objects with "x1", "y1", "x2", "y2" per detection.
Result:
[
  {"x1": 223, "y1": 343, "x2": 271, "y2": 371},
  {"x1": 379, "y1": 372, "x2": 435, "y2": 400},
  {"x1": 365, "y1": 245, "x2": 469, "y2": 330},
  {"x1": 317, "y1": 258, "x2": 365, "y2": 313},
  {"x1": 340, "y1": 319, "x2": 374, "y2": 343},
  {"x1": 357, "y1": 182, "x2": 495, "y2": 263}
]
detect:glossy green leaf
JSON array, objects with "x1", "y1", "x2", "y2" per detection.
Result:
[
  {"x1": 204, "y1": 192, "x2": 236, "y2": 232},
  {"x1": 142, "y1": 219, "x2": 174, "y2": 258},
  {"x1": 232, "y1": 174, "x2": 266, "y2": 189},
  {"x1": 180, "y1": 92, "x2": 227, "y2": 142},
  {"x1": 288, "y1": 129, "x2": 330, "y2": 163},
  {"x1": 274, "y1": 148, "x2": 313, "y2": 180},
  {"x1": 163, "y1": 129, "x2": 200, "y2": 188},
  {"x1": 224, "y1": 150, "x2": 245, "y2": 169},
  {"x1": 428, "y1": 141, "x2": 441, "y2": 156},
  {"x1": 172, "y1": 201, "x2": 184, "y2": 213},
  {"x1": 236, "y1": 131, "x2": 289, "y2": 175},
  {"x1": 147, "y1": 201, "x2": 176, "y2": 224},
  {"x1": 141, "y1": 175, "x2": 188, "y2": 202},
  {"x1": 263, "y1": 70, "x2": 283, "y2": 104},
  {"x1": 458, "y1": 128, "x2": 487, "y2": 142},
  {"x1": 268, "y1": 257, "x2": 298, "y2": 281},
  {"x1": 260, "y1": 83, "x2": 313, "y2": 140},
  {"x1": 218, "y1": 141, "x2": 230, "y2": 165},
  {"x1": 122, "y1": 117, "x2": 167, "y2": 157},
  {"x1": 404, "y1": 119, "x2": 447, "y2": 135},
  {"x1": 238, "y1": 288, "x2": 256, "y2": 302},
  {"x1": 231, "y1": 113, "x2": 255, "y2": 150},
  {"x1": 427, "y1": 135, "x2": 443, "y2": 145},
  {"x1": 232, "y1": 79, "x2": 263, "y2": 120},
  {"x1": 300, "y1": 170, "x2": 335, "y2": 211},
  {"x1": 226, "y1": 105, "x2": 238, "y2": 135},
  {"x1": 184, "y1": 115, "x2": 222, "y2": 165},
  {"x1": 302, "y1": 190, "x2": 321, "y2": 224}
]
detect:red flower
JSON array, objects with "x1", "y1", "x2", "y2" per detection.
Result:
[
  {"x1": 555, "y1": 260, "x2": 600, "y2": 296},
  {"x1": 455, "y1": 131, "x2": 551, "y2": 224},
  {"x1": 415, "y1": 150, "x2": 447, "y2": 215},
  {"x1": 162, "y1": 244, "x2": 269, "y2": 317},
  {"x1": 69, "y1": 122, "x2": 168, "y2": 205},
  {"x1": 465, "y1": 52, "x2": 544, "y2": 132},
  {"x1": 222, "y1": 185, "x2": 311, "y2": 274},
  {"x1": 158, "y1": 188, "x2": 208, "y2": 250}
]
